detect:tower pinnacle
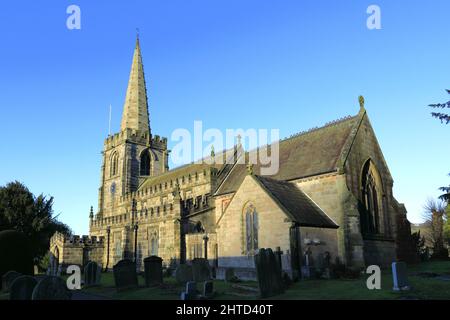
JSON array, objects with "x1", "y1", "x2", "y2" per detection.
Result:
[{"x1": 120, "y1": 37, "x2": 150, "y2": 133}]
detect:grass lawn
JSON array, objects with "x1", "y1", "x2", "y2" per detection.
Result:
[
  {"x1": 79, "y1": 260, "x2": 450, "y2": 300},
  {"x1": 2, "y1": 261, "x2": 450, "y2": 300}
]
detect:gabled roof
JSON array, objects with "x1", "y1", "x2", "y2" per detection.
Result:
[
  {"x1": 254, "y1": 175, "x2": 338, "y2": 229},
  {"x1": 215, "y1": 113, "x2": 360, "y2": 195}
]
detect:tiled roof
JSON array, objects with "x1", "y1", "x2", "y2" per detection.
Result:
[
  {"x1": 215, "y1": 115, "x2": 358, "y2": 195},
  {"x1": 255, "y1": 175, "x2": 338, "y2": 228}
]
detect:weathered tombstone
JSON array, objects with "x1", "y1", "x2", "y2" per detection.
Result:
[
  {"x1": 143, "y1": 256, "x2": 163, "y2": 287},
  {"x1": 301, "y1": 247, "x2": 313, "y2": 279},
  {"x1": 180, "y1": 281, "x2": 197, "y2": 300},
  {"x1": 392, "y1": 262, "x2": 410, "y2": 291},
  {"x1": 113, "y1": 259, "x2": 138, "y2": 291},
  {"x1": 2, "y1": 271, "x2": 22, "y2": 292},
  {"x1": 84, "y1": 261, "x2": 102, "y2": 287},
  {"x1": 47, "y1": 253, "x2": 58, "y2": 276},
  {"x1": 254, "y1": 248, "x2": 284, "y2": 298},
  {"x1": 192, "y1": 258, "x2": 211, "y2": 282},
  {"x1": 202, "y1": 281, "x2": 214, "y2": 299},
  {"x1": 322, "y1": 252, "x2": 331, "y2": 279},
  {"x1": 9, "y1": 275, "x2": 38, "y2": 300},
  {"x1": 56, "y1": 264, "x2": 62, "y2": 277},
  {"x1": 274, "y1": 247, "x2": 283, "y2": 276},
  {"x1": 175, "y1": 264, "x2": 193, "y2": 284},
  {"x1": 31, "y1": 276, "x2": 72, "y2": 300},
  {"x1": 224, "y1": 268, "x2": 235, "y2": 282}
]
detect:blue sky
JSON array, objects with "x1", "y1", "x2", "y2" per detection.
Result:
[{"x1": 0, "y1": 1, "x2": 449, "y2": 234}]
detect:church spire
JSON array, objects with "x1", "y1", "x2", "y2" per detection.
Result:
[{"x1": 120, "y1": 35, "x2": 150, "y2": 133}]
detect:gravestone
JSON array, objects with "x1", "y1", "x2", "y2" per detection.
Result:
[
  {"x1": 47, "y1": 253, "x2": 58, "y2": 276},
  {"x1": 56, "y1": 265, "x2": 62, "y2": 277},
  {"x1": 2, "y1": 271, "x2": 22, "y2": 293},
  {"x1": 180, "y1": 281, "x2": 197, "y2": 300},
  {"x1": 31, "y1": 276, "x2": 72, "y2": 300},
  {"x1": 84, "y1": 261, "x2": 102, "y2": 287},
  {"x1": 143, "y1": 256, "x2": 163, "y2": 287},
  {"x1": 9, "y1": 275, "x2": 38, "y2": 300},
  {"x1": 254, "y1": 248, "x2": 284, "y2": 298},
  {"x1": 274, "y1": 247, "x2": 283, "y2": 276},
  {"x1": 202, "y1": 281, "x2": 214, "y2": 299},
  {"x1": 301, "y1": 248, "x2": 314, "y2": 279},
  {"x1": 2, "y1": 271, "x2": 22, "y2": 292},
  {"x1": 113, "y1": 259, "x2": 138, "y2": 291},
  {"x1": 322, "y1": 252, "x2": 331, "y2": 279},
  {"x1": 224, "y1": 268, "x2": 235, "y2": 282},
  {"x1": 175, "y1": 264, "x2": 193, "y2": 284},
  {"x1": 192, "y1": 258, "x2": 211, "y2": 282},
  {"x1": 392, "y1": 262, "x2": 410, "y2": 291}
]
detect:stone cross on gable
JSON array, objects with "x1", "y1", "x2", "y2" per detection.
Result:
[{"x1": 237, "y1": 134, "x2": 242, "y2": 146}]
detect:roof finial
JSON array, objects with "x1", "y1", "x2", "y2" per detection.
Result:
[
  {"x1": 136, "y1": 27, "x2": 140, "y2": 40},
  {"x1": 358, "y1": 95, "x2": 365, "y2": 112},
  {"x1": 237, "y1": 134, "x2": 242, "y2": 147},
  {"x1": 247, "y1": 163, "x2": 254, "y2": 175}
]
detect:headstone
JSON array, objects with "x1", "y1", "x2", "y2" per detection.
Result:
[
  {"x1": 2, "y1": 271, "x2": 22, "y2": 292},
  {"x1": 192, "y1": 258, "x2": 211, "y2": 282},
  {"x1": 254, "y1": 248, "x2": 284, "y2": 298},
  {"x1": 113, "y1": 259, "x2": 138, "y2": 291},
  {"x1": 9, "y1": 275, "x2": 38, "y2": 300},
  {"x1": 47, "y1": 253, "x2": 58, "y2": 276},
  {"x1": 143, "y1": 256, "x2": 163, "y2": 287},
  {"x1": 31, "y1": 276, "x2": 72, "y2": 300},
  {"x1": 274, "y1": 247, "x2": 283, "y2": 276},
  {"x1": 202, "y1": 281, "x2": 214, "y2": 299},
  {"x1": 84, "y1": 261, "x2": 102, "y2": 287},
  {"x1": 392, "y1": 262, "x2": 410, "y2": 291},
  {"x1": 301, "y1": 247, "x2": 314, "y2": 279},
  {"x1": 56, "y1": 264, "x2": 62, "y2": 277},
  {"x1": 175, "y1": 264, "x2": 193, "y2": 284},
  {"x1": 224, "y1": 268, "x2": 235, "y2": 282},
  {"x1": 180, "y1": 281, "x2": 197, "y2": 300}
]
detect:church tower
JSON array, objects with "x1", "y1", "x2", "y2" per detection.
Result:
[{"x1": 97, "y1": 37, "x2": 169, "y2": 218}]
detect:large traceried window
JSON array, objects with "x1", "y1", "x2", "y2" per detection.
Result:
[
  {"x1": 140, "y1": 150, "x2": 150, "y2": 176},
  {"x1": 360, "y1": 160, "x2": 384, "y2": 235},
  {"x1": 244, "y1": 203, "x2": 259, "y2": 254},
  {"x1": 110, "y1": 152, "x2": 119, "y2": 177}
]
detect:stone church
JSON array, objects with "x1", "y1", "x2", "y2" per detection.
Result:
[{"x1": 50, "y1": 38, "x2": 415, "y2": 279}]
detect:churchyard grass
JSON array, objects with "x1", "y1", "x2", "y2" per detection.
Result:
[{"x1": 1, "y1": 261, "x2": 449, "y2": 300}]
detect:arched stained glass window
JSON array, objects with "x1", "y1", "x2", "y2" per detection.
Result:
[
  {"x1": 361, "y1": 160, "x2": 383, "y2": 235},
  {"x1": 244, "y1": 203, "x2": 258, "y2": 254}
]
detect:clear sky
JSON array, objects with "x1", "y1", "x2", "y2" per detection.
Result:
[{"x1": 0, "y1": 1, "x2": 449, "y2": 235}]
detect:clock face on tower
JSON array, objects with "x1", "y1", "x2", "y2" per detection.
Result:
[{"x1": 110, "y1": 182, "x2": 116, "y2": 195}]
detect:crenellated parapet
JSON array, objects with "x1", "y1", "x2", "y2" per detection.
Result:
[
  {"x1": 103, "y1": 128, "x2": 150, "y2": 151},
  {"x1": 50, "y1": 231, "x2": 105, "y2": 248},
  {"x1": 150, "y1": 134, "x2": 168, "y2": 150}
]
